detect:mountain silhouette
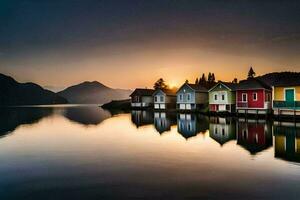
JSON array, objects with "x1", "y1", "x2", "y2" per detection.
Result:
[
  {"x1": 258, "y1": 72, "x2": 300, "y2": 86},
  {"x1": 0, "y1": 73, "x2": 67, "y2": 105},
  {"x1": 57, "y1": 81, "x2": 131, "y2": 104}
]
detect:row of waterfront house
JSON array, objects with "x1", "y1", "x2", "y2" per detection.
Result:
[{"x1": 130, "y1": 77, "x2": 300, "y2": 117}]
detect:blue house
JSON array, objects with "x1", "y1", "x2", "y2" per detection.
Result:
[{"x1": 176, "y1": 83, "x2": 208, "y2": 110}]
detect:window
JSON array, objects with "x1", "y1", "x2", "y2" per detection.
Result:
[
  {"x1": 222, "y1": 94, "x2": 225, "y2": 101},
  {"x1": 187, "y1": 94, "x2": 191, "y2": 101},
  {"x1": 160, "y1": 96, "x2": 164, "y2": 102},
  {"x1": 242, "y1": 93, "x2": 247, "y2": 102},
  {"x1": 179, "y1": 94, "x2": 183, "y2": 100},
  {"x1": 253, "y1": 93, "x2": 257, "y2": 101},
  {"x1": 154, "y1": 96, "x2": 157, "y2": 102},
  {"x1": 214, "y1": 94, "x2": 218, "y2": 100},
  {"x1": 222, "y1": 128, "x2": 225, "y2": 136}
]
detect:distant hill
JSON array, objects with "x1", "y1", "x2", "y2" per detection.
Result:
[
  {"x1": 258, "y1": 72, "x2": 300, "y2": 86},
  {"x1": 0, "y1": 73, "x2": 68, "y2": 106},
  {"x1": 57, "y1": 81, "x2": 132, "y2": 104}
]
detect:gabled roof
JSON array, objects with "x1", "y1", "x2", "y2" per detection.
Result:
[
  {"x1": 208, "y1": 81, "x2": 238, "y2": 92},
  {"x1": 130, "y1": 88, "x2": 155, "y2": 97},
  {"x1": 236, "y1": 78, "x2": 272, "y2": 90},
  {"x1": 153, "y1": 88, "x2": 177, "y2": 96},
  {"x1": 177, "y1": 83, "x2": 208, "y2": 93}
]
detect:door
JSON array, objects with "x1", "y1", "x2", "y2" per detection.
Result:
[{"x1": 285, "y1": 89, "x2": 295, "y2": 107}]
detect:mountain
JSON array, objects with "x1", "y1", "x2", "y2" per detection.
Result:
[
  {"x1": 0, "y1": 73, "x2": 68, "y2": 106},
  {"x1": 258, "y1": 72, "x2": 300, "y2": 86},
  {"x1": 57, "y1": 81, "x2": 132, "y2": 104}
]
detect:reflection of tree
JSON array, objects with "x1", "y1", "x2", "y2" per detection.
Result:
[
  {"x1": 63, "y1": 107, "x2": 111, "y2": 126},
  {"x1": 0, "y1": 107, "x2": 53, "y2": 138}
]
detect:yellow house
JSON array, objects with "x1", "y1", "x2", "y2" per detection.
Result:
[{"x1": 273, "y1": 84, "x2": 300, "y2": 116}]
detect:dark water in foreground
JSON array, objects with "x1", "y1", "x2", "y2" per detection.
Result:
[{"x1": 0, "y1": 106, "x2": 299, "y2": 199}]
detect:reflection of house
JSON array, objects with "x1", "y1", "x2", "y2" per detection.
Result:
[
  {"x1": 176, "y1": 83, "x2": 208, "y2": 110},
  {"x1": 274, "y1": 122, "x2": 300, "y2": 163},
  {"x1": 209, "y1": 117, "x2": 236, "y2": 145},
  {"x1": 153, "y1": 112, "x2": 176, "y2": 134},
  {"x1": 131, "y1": 110, "x2": 154, "y2": 128},
  {"x1": 237, "y1": 119, "x2": 272, "y2": 154},
  {"x1": 130, "y1": 89, "x2": 155, "y2": 108},
  {"x1": 236, "y1": 78, "x2": 272, "y2": 114},
  {"x1": 209, "y1": 82, "x2": 237, "y2": 113},
  {"x1": 273, "y1": 82, "x2": 300, "y2": 116},
  {"x1": 177, "y1": 113, "x2": 209, "y2": 139},
  {"x1": 153, "y1": 89, "x2": 177, "y2": 110}
]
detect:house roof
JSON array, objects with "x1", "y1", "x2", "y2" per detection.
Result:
[
  {"x1": 208, "y1": 81, "x2": 238, "y2": 92},
  {"x1": 177, "y1": 83, "x2": 208, "y2": 93},
  {"x1": 153, "y1": 88, "x2": 177, "y2": 96},
  {"x1": 236, "y1": 78, "x2": 272, "y2": 90},
  {"x1": 130, "y1": 88, "x2": 155, "y2": 97}
]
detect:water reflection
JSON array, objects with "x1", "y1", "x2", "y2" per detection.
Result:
[
  {"x1": 0, "y1": 107, "x2": 53, "y2": 137},
  {"x1": 177, "y1": 113, "x2": 209, "y2": 139},
  {"x1": 153, "y1": 112, "x2": 176, "y2": 134},
  {"x1": 63, "y1": 107, "x2": 111, "y2": 126},
  {"x1": 209, "y1": 117, "x2": 236, "y2": 146},
  {"x1": 274, "y1": 122, "x2": 300, "y2": 163},
  {"x1": 1, "y1": 107, "x2": 300, "y2": 199},
  {"x1": 237, "y1": 119, "x2": 272, "y2": 155},
  {"x1": 131, "y1": 110, "x2": 154, "y2": 128}
]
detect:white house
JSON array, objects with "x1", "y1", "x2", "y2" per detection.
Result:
[
  {"x1": 153, "y1": 89, "x2": 176, "y2": 110},
  {"x1": 176, "y1": 83, "x2": 208, "y2": 110},
  {"x1": 208, "y1": 81, "x2": 237, "y2": 113}
]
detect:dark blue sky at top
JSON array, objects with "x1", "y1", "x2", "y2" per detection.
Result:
[
  {"x1": 1, "y1": 0, "x2": 300, "y2": 55},
  {"x1": 1, "y1": 0, "x2": 300, "y2": 89}
]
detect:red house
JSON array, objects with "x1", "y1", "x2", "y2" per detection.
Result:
[{"x1": 236, "y1": 78, "x2": 272, "y2": 114}]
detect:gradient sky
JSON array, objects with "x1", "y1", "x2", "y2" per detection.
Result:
[{"x1": 1, "y1": 0, "x2": 300, "y2": 90}]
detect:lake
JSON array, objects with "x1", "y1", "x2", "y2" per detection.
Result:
[{"x1": 0, "y1": 106, "x2": 299, "y2": 199}]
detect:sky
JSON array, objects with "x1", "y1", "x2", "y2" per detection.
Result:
[{"x1": 1, "y1": 0, "x2": 300, "y2": 91}]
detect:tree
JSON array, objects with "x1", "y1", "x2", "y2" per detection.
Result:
[
  {"x1": 248, "y1": 67, "x2": 256, "y2": 79},
  {"x1": 153, "y1": 78, "x2": 168, "y2": 89},
  {"x1": 195, "y1": 78, "x2": 199, "y2": 84},
  {"x1": 208, "y1": 72, "x2": 212, "y2": 83},
  {"x1": 211, "y1": 73, "x2": 216, "y2": 83},
  {"x1": 185, "y1": 79, "x2": 189, "y2": 84},
  {"x1": 200, "y1": 73, "x2": 206, "y2": 84},
  {"x1": 232, "y1": 78, "x2": 238, "y2": 84}
]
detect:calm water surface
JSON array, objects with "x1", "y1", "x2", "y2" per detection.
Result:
[{"x1": 0, "y1": 106, "x2": 299, "y2": 199}]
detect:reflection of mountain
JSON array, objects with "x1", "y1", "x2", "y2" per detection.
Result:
[
  {"x1": 63, "y1": 107, "x2": 111, "y2": 126},
  {"x1": 274, "y1": 122, "x2": 300, "y2": 163},
  {"x1": 209, "y1": 117, "x2": 236, "y2": 146},
  {"x1": 237, "y1": 119, "x2": 272, "y2": 155},
  {"x1": 0, "y1": 107, "x2": 53, "y2": 137},
  {"x1": 131, "y1": 110, "x2": 154, "y2": 128},
  {"x1": 177, "y1": 114, "x2": 209, "y2": 139},
  {"x1": 153, "y1": 112, "x2": 177, "y2": 134}
]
